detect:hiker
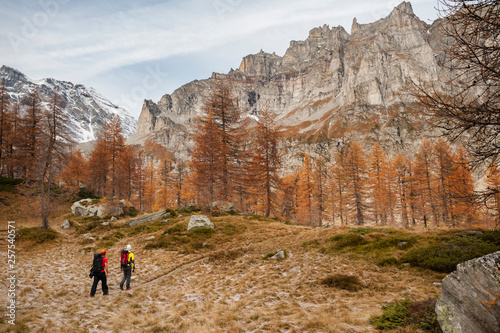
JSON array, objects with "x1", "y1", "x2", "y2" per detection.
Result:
[
  {"x1": 90, "y1": 249, "x2": 109, "y2": 297},
  {"x1": 120, "y1": 244, "x2": 135, "y2": 290}
]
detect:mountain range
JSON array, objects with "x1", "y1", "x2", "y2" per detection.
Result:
[
  {"x1": 128, "y1": 1, "x2": 447, "y2": 160},
  {"x1": 0, "y1": 65, "x2": 137, "y2": 143}
]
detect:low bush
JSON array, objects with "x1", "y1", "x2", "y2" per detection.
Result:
[
  {"x1": 370, "y1": 298, "x2": 441, "y2": 332},
  {"x1": 76, "y1": 188, "x2": 100, "y2": 200},
  {"x1": 17, "y1": 227, "x2": 59, "y2": 244},
  {"x1": 176, "y1": 205, "x2": 201, "y2": 214},
  {"x1": 348, "y1": 227, "x2": 374, "y2": 235},
  {"x1": 401, "y1": 237, "x2": 499, "y2": 273},
  {"x1": 0, "y1": 177, "x2": 23, "y2": 193},
  {"x1": 320, "y1": 274, "x2": 361, "y2": 291},
  {"x1": 123, "y1": 206, "x2": 140, "y2": 217},
  {"x1": 377, "y1": 256, "x2": 398, "y2": 267}
]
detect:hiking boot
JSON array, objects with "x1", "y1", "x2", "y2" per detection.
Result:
[
  {"x1": 126, "y1": 287, "x2": 132, "y2": 290},
  {"x1": 120, "y1": 285, "x2": 123, "y2": 290}
]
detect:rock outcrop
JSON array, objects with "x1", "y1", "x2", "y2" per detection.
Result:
[
  {"x1": 71, "y1": 199, "x2": 123, "y2": 218},
  {"x1": 128, "y1": 2, "x2": 447, "y2": 162},
  {"x1": 436, "y1": 251, "x2": 500, "y2": 333},
  {"x1": 187, "y1": 215, "x2": 214, "y2": 232},
  {"x1": 127, "y1": 209, "x2": 171, "y2": 227}
]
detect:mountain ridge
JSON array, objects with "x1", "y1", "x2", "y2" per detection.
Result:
[
  {"x1": 0, "y1": 65, "x2": 137, "y2": 143},
  {"x1": 129, "y1": 1, "x2": 446, "y2": 160}
]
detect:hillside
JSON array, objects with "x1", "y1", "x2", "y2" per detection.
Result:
[{"x1": 3, "y1": 185, "x2": 500, "y2": 333}]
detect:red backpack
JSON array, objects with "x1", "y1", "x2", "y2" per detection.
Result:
[{"x1": 120, "y1": 250, "x2": 130, "y2": 268}]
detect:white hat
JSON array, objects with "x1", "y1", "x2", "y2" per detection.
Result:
[{"x1": 126, "y1": 244, "x2": 131, "y2": 251}]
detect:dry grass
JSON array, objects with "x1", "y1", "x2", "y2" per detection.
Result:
[{"x1": 0, "y1": 206, "x2": 450, "y2": 333}]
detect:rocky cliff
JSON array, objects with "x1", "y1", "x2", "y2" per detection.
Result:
[
  {"x1": 129, "y1": 2, "x2": 445, "y2": 159},
  {"x1": 1, "y1": 66, "x2": 137, "y2": 142}
]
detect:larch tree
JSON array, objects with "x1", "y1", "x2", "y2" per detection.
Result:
[
  {"x1": 280, "y1": 173, "x2": 299, "y2": 221},
  {"x1": 62, "y1": 149, "x2": 87, "y2": 192},
  {"x1": 88, "y1": 137, "x2": 110, "y2": 198},
  {"x1": 5, "y1": 102, "x2": 21, "y2": 178},
  {"x1": 39, "y1": 90, "x2": 72, "y2": 229},
  {"x1": 433, "y1": 138, "x2": 455, "y2": 226},
  {"x1": 297, "y1": 153, "x2": 314, "y2": 226},
  {"x1": 103, "y1": 115, "x2": 125, "y2": 211},
  {"x1": 485, "y1": 163, "x2": 500, "y2": 229},
  {"x1": 313, "y1": 156, "x2": 328, "y2": 226},
  {"x1": 20, "y1": 89, "x2": 43, "y2": 180},
  {"x1": 368, "y1": 143, "x2": 394, "y2": 225},
  {"x1": 414, "y1": 0, "x2": 500, "y2": 168},
  {"x1": 414, "y1": 140, "x2": 438, "y2": 227},
  {"x1": 0, "y1": 81, "x2": 10, "y2": 175},
  {"x1": 191, "y1": 108, "x2": 223, "y2": 210},
  {"x1": 449, "y1": 146, "x2": 476, "y2": 227},
  {"x1": 246, "y1": 107, "x2": 282, "y2": 218},
  {"x1": 393, "y1": 153, "x2": 411, "y2": 227},
  {"x1": 203, "y1": 80, "x2": 242, "y2": 201},
  {"x1": 331, "y1": 148, "x2": 348, "y2": 225},
  {"x1": 343, "y1": 141, "x2": 368, "y2": 225}
]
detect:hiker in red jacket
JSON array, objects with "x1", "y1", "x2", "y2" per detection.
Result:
[{"x1": 90, "y1": 249, "x2": 109, "y2": 297}]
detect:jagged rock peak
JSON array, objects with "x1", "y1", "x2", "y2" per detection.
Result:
[{"x1": 392, "y1": 1, "x2": 415, "y2": 16}]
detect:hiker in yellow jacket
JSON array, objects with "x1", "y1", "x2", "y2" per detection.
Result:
[{"x1": 120, "y1": 244, "x2": 135, "y2": 290}]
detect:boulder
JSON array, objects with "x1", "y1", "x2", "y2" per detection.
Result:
[
  {"x1": 188, "y1": 215, "x2": 214, "y2": 232},
  {"x1": 60, "y1": 220, "x2": 71, "y2": 229},
  {"x1": 127, "y1": 209, "x2": 171, "y2": 227},
  {"x1": 436, "y1": 251, "x2": 500, "y2": 333},
  {"x1": 110, "y1": 216, "x2": 118, "y2": 221},
  {"x1": 211, "y1": 201, "x2": 234, "y2": 212},
  {"x1": 71, "y1": 199, "x2": 123, "y2": 218},
  {"x1": 271, "y1": 250, "x2": 286, "y2": 261}
]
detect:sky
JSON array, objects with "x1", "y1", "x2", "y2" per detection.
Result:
[{"x1": 0, "y1": 0, "x2": 439, "y2": 119}]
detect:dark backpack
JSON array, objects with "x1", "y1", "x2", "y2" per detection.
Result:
[
  {"x1": 91, "y1": 253, "x2": 103, "y2": 276},
  {"x1": 120, "y1": 250, "x2": 130, "y2": 268}
]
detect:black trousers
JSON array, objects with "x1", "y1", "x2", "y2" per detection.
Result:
[
  {"x1": 120, "y1": 268, "x2": 132, "y2": 289},
  {"x1": 90, "y1": 272, "x2": 108, "y2": 296}
]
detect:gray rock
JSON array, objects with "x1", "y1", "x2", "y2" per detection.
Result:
[
  {"x1": 160, "y1": 219, "x2": 171, "y2": 223},
  {"x1": 402, "y1": 263, "x2": 410, "y2": 268},
  {"x1": 127, "y1": 209, "x2": 171, "y2": 227},
  {"x1": 60, "y1": 220, "x2": 71, "y2": 229},
  {"x1": 101, "y1": 222, "x2": 110, "y2": 226},
  {"x1": 146, "y1": 235, "x2": 156, "y2": 240},
  {"x1": 433, "y1": 282, "x2": 442, "y2": 287},
  {"x1": 211, "y1": 201, "x2": 235, "y2": 212},
  {"x1": 71, "y1": 199, "x2": 123, "y2": 218},
  {"x1": 398, "y1": 241, "x2": 408, "y2": 249},
  {"x1": 436, "y1": 251, "x2": 500, "y2": 333},
  {"x1": 187, "y1": 215, "x2": 214, "y2": 232},
  {"x1": 271, "y1": 250, "x2": 286, "y2": 261},
  {"x1": 110, "y1": 216, "x2": 118, "y2": 221}
]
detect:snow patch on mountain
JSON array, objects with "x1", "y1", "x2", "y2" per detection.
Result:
[{"x1": 0, "y1": 65, "x2": 137, "y2": 143}]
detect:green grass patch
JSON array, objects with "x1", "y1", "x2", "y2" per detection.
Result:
[
  {"x1": 0, "y1": 177, "x2": 23, "y2": 192},
  {"x1": 144, "y1": 234, "x2": 191, "y2": 250},
  {"x1": 370, "y1": 298, "x2": 440, "y2": 332},
  {"x1": 17, "y1": 227, "x2": 59, "y2": 244},
  {"x1": 320, "y1": 274, "x2": 361, "y2": 291},
  {"x1": 176, "y1": 205, "x2": 201, "y2": 214},
  {"x1": 187, "y1": 227, "x2": 215, "y2": 239},
  {"x1": 348, "y1": 227, "x2": 375, "y2": 235},
  {"x1": 326, "y1": 233, "x2": 368, "y2": 250}
]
